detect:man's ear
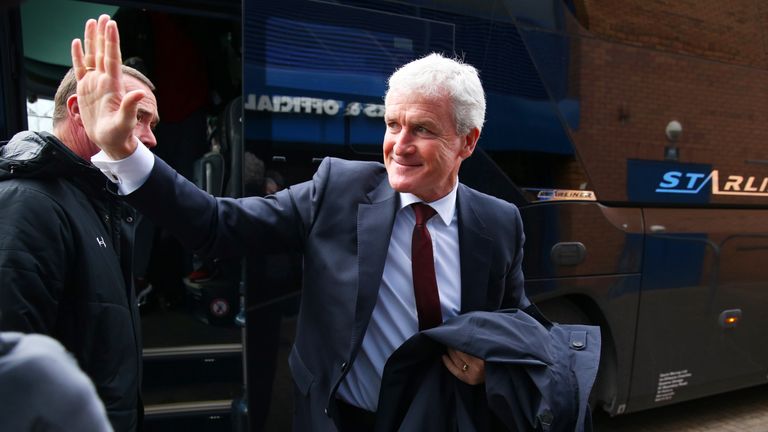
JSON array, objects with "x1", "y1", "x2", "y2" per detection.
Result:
[
  {"x1": 460, "y1": 127, "x2": 481, "y2": 159},
  {"x1": 66, "y1": 94, "x2": 83, "y2": 126}
]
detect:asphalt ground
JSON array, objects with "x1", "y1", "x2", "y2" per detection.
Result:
[{"x1": 593, "y1": 384, "x2": 768, "y2": 431}]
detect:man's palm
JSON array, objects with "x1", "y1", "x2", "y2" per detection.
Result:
[{"x1": 71, "y1": 15, "x2": 144, "y2": 159}]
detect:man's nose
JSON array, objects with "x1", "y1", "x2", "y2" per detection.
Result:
[
  {"x1": 140, "y1": 129, "x2": 157, "y2": 149},
  {"x1": 393, "y1": 131, "x2": 415, "y2": 154}
]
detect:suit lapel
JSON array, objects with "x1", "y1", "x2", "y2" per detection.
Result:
[
  {"x1": 352, "y1": 182, "x2": 495, "y2": 346},
  {"x1": 352, "y1": 177, "x2": 398, "y2": 350},
  {"x1": 457, "y1": 185, "x2": 494, "y2": 313}
]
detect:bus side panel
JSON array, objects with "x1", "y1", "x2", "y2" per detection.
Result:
[
  {"x1": 521, "y1": 202, "x2": 643, "y2": 280},
  {"x1": 627, "y1": 208, "x2": 768, "y2": 412}
]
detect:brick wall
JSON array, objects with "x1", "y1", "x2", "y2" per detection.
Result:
[
  {"x1": 573, "y1": 0, "x2": 768, "y2": 68},
  {"x1": 566, "y1": 0, "x2": 768, "y2": 205}
]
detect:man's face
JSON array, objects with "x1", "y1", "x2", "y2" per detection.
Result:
[
  {"x1": 383, "y1": 90, "x2": 478, "y2": 202},
  {"x1": 124, "y1": 76, "x2": 159, "y2": 149}
]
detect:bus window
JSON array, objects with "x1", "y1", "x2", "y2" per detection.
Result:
[{"x1": 245, "y1": 0, "x2": 592, "y2": 205}]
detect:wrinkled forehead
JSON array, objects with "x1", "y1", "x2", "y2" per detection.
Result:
[{"x1": 384, "y1": 89, "x2": 455, "y2": 124}]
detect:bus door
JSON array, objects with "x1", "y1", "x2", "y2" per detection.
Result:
[{"x1": 14, "y1": 1, "x2": 243, "y2": 430}]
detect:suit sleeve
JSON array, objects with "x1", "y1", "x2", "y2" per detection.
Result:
[
  {"x1": 502, "y1": 205, "x2": 530, "y2": 310},
  {"x1": 0, "y1": 187, "x2": 71, "y2": 333},
  {"x1": 123, "y1": 155, "x2": 332, "y2": 260}
]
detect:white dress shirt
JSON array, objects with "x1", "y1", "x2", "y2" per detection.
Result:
[
  {"x1": 91, "y1": 143, "x2": 463, "y2": 412},
  {"x1": 336, "y1": 185, "x2": 461, "y2": 411}
]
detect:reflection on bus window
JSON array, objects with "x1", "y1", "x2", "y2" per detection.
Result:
[{"x1": 26, "y1": 97, "x2": 53, "y2": 133}]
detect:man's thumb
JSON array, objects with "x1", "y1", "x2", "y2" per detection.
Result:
[{"x1": 119, "y1": 90, "x2": 146, "y2": 124}]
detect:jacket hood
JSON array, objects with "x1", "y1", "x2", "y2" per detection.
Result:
[{"x1": 0, "y1": 131, "x2": 100, "y2": 181}]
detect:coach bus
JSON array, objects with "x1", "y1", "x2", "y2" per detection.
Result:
[{"x1": 243, "y1": 0, "x2": 768, "y2": 427}]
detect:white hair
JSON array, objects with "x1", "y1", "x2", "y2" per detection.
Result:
[{"x1": 385, "y1": 53, "x2": 486, "y2": 135}]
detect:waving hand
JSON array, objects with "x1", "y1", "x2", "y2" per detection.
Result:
[{"x1": 70, "y1": 15, "x2": 145, "y2": 160}]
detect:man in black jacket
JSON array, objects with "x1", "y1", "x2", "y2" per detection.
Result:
[{"x1": 0, "y1": 63, "x2": 158, "y2": 431}]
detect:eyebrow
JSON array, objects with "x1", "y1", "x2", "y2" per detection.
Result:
[
  {"x1": 412, "y1": 118, "x2": 439, "y2": 130},
  {"x1": 384, "y1": 114, "x2": 438, "y2": 126},
  {"x1": 138, "y1": 108, "x2": 160, "y2": 126}
]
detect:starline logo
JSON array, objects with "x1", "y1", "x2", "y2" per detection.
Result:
[{"x1": 656, "y1": 170, "x2": 768, "y2": 197}]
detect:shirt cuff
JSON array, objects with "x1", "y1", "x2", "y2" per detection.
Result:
[{"x1": 90, "y1": 137, "x2": 155, "y2": 195}]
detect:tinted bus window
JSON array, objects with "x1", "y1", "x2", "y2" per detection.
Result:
[{"x1": 244, "y1": 0, "x2": 591, "y2": 204}]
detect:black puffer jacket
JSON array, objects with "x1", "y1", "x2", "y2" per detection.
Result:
[{"x1": 0, "y1": 131, "x2": 142, "y2": 431}]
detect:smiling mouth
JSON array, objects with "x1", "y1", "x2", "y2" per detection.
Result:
[{"x1": 393, "y1": 159, "x2": 422, "y2": 168}]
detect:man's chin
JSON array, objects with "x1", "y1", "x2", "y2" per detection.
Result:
[{"x1": 387, "y1": 176, "x2": 414, "y2": 194}]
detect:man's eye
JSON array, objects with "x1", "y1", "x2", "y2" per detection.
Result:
[{"x1": 136, "y1": 113, "x2": 144, "y2": 122}]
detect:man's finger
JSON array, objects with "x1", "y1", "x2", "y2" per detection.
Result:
[
  {"x1": 104, "y1": 20, "x2": 122, "y2": 78},
  {"x1": 71, "y1": 39, "x2": 86, "y2": 80},
  {"x1": 95, "y1": 15, "x2": 110, "y2": 73},
  {"x1": 446, "y1": 348, "x2": 467, "y2": 370},
  {"x1": 442, "y1": 354, "x2": 461, "y2": 376},
  {"x1": 119, "y1": 90, "x2": 147, "y2": 125},
  {"x1": 83, "y1": 18, "x2": 97, "y2": 69}
]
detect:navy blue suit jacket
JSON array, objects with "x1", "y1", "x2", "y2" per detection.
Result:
[{"x1": 126, "y1": 156, "x2": 529, "y2": 431}]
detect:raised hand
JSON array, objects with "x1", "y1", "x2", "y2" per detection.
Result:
[{"x1": 71, "y1": 15, "x2": 146, "y2": 160}]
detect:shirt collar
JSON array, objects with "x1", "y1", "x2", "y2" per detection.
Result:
[{"x1": 398, "y1": 180, "x2": 458, "y2": 226}]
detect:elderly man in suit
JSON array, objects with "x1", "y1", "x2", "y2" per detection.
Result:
[{"x1": 75, "y1": 15, "x2": 530, "y2": 431}]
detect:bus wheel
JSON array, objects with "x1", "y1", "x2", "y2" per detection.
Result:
[{"x1": 535, "y1": 297, "x2": 591, "y2": 325}]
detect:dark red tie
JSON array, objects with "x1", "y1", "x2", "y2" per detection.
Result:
[{"x1": 411, "y1": 203, "x2": 442, "y2": 330}]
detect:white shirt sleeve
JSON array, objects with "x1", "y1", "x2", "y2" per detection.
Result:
[{"x1": 90, "y1": 137, "x2": 155, "y2": 195}]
